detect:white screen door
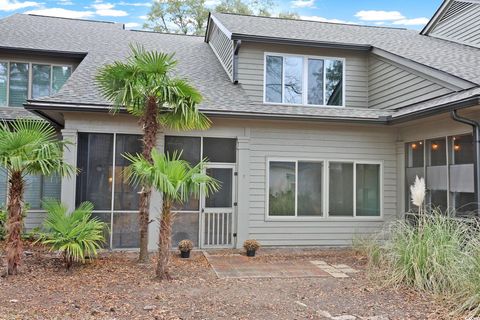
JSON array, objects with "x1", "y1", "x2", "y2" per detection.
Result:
[{"x1": 200, "y1": 164, "x2": 236, "y2": 248}]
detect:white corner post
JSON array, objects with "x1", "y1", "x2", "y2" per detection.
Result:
[
  {"x1": 235, "y1": 133, "x2": 250, "y2": 248},
  {"x1": 60, "y1": 129, "x2": 78, "y2": 212},
  {"x1": 147, "y1": 133, "x2": 164, "y2": 252}
]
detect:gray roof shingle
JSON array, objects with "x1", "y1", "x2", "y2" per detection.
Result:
[{"x1": 0, "y1": 13, "x2": 478, "y2": 123}]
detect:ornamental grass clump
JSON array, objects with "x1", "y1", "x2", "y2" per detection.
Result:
[{"x1": 359, "y1": 176, "x2": 480, "y2": 317}]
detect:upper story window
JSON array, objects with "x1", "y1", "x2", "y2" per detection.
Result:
[
  {"x1": 264, "y1": 53, "x2": 344, "y2": 107},
  {"x1": 0, "y1": 61, "x2": 72, "y2": 107}
]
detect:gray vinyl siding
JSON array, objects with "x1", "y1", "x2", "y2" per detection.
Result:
[
  {"x1": 208, "y1": 21, "x2": 234, "y2": 80},
  {"x1": 430, "y1": 1, "x2": 480, "y2": 48},
  {"x1": 248, "y1": 122, "x2": 398, "y2": 246},
  {"x1": 368, "y1": 56, "x2": 453, "y2": 110},
  {"x1": 237, "y1": 43, "x2": 369, "y2": 108}
]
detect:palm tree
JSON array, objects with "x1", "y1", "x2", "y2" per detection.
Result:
[
  {"x1": 124, "y1": 149, "x2": 219, "y2": 279},
  {"x1": 0, "y1": 119, "x2": 75, "y2": 275},
  {"x1": 96, "y1": 44, "x2": 210, "y2": 262}
]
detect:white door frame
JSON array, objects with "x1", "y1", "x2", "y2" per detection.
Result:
[{"x1": 200, "y1": 163, "x2": 237, "y2": 248}]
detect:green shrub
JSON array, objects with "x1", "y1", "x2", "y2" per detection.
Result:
[
  {"x1": 362, "y1": 210, "x2": 480, "y2": 317},
  {"x1": 37, "y1": 200, "x2": 107, "y2": 270}
]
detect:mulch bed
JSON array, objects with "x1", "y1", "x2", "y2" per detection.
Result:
[{"x1": 0, "y1": 242, "x2": 453, "y2": 319}]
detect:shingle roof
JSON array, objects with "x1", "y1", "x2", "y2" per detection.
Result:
[
  {"x1": 0, "y1": 13, "x2": 478, "y2": 123},
  {"x1": 212, "y1": 12, "x2": 480, "y2": 85},
  {"x1": 0, "y1": 14, "x2": 252, "y2": 114}
]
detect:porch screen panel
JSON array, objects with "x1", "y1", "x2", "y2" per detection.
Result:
[
  {"x1": 449, "y1": 134, "x2": 476, "y2": 215},
  {"x1": 426, "y1": 138, "x2": 447, "y2": 211},
  {"x1": 329, "y1": 162, "x2": 354, "y2": 216},
  {"x1": 405, "y1": 141, "x2": 424, "y2": 211},
  {"x1": 203, "y1": 138, "x2": 236, "y2": 163},
  {"x1": 75, "y1": 133, "x2": 114, "y2": 209},
  {"x1": 113, "y1": 134, "x2": 141, "y2": 210},
  {"x1": 0, "y1": 63, "x2": 7, "y2": 106},
  {"x1": 24, "y1": 175, "x2": 42, "y2": 209},
  {"x1": 8, "y1": 62, "x2": 28, "y2": 107}
]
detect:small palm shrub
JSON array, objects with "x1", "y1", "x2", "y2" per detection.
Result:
[{"x1": 38, "y1": 200, "x2": 107, "y2": 270}]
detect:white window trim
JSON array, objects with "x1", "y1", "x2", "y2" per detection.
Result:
[
  {"x1": 0, "y1": 60, "x2": 72, "y2": 107},
  {"x1": 265, "y1": 158, "x2": 384, "y2": 221},
  {"x1": 263, "y1": 52, "x2": 346, "y2": 108}
]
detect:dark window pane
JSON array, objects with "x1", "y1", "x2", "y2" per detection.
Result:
[
  {"x1": 429, "y1": 190, "x2": 448, "y2": 212},
  {"x1": 165, "y1": 136, "x2": 201, "y2": 165},
  {"x1": 265, "y1": 55, "x2": 283, "y2": 103},
  {"x1": 452, "y1": 192, "x2": 476, "y2": 216},
  {"x1": 9, "y1": 62, "x2": 28, "y2": 107},
  {"x1": 427, "y1": 138, "x2": 446, "y2": 166},
  {"x1": 329, "y1": 162, "x2": 353, "y2": 216},
  {"x1": 269, "y1": 161, "x2": 295, "y2": 216},
  {"x1": 32, "y1": 64, "x2": 51, "y2": 99},
  {"x1": 451, "y1": 134, "x2": 474, "y2": 165},
  {"x1": 52, "y1": 66, "x2": 71, "y2": 94},
  {"x1": 0, "y1": 62, "x2": 7, "y2": 106},
  {"x1": 298, "y1": 161, "x2": 323, "y2": 216},
  {"x1": 205, "y1": 168, "x2": 232, "y2": 208},
  {"x1": 325, "y1": 59, "x2": 343, "y2": 106},
  {"x1": 284, "y1": 56, "x2": 303, "y2": 104},
  {"x1": 356, "y1": 164, "x2": 380, "y2": 216},
  {"x1": 406, "y1": 141, "x2": 424, "y2": 168},
  {"x1": 172, "y1": 211, "x2": 199, "y2": 247},
  {"x1": 307, "y1": 58, "x2": 324, "y2": 105},
  {"x1": 405, "y1": 141, "x2": 424, "y2": 211},
  {"x1": 76, "y1": 133, "x2": 114, "y2": 210},
  {"x1": 112, "y1": 212, "x2": 139, "y2": 249},
  {"x1": 114, "y1": 134, "x2": 142, "y2": 210},
  {"x1": 203, "y1": 138, "x2": 236, "y2": 163}
]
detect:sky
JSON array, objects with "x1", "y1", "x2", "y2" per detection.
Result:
[{"x1": 0, "y1": 0, "x2": 443, "y2": 30}]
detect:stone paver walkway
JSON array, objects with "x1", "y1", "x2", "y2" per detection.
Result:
[{"x1": 204, "y1": 253, "x2": 358, "y2": 279}]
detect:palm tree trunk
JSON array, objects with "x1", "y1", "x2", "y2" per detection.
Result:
[
  {"x1": 156, "y1": 198, "x2": 173, "y2": 280},
  {"x1": 6, "y1": 171, "x2": 24, "y2": 275},
  {"x1": 138, "y1": 96, "x2": 160, "y2": 263}
]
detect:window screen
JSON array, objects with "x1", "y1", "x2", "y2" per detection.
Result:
[
  {"x1": 297, "y1": 161, "x2": 323, "y2": 216},
  {"x1": 356, "y1": 164, "x2": 380, "y2": 216},
  {"x1": 203, "y1": 138, "x2": 236, "y2": 163},
  {"x1": 265, "y1": 56, "x2": 283, "y2": 103},
  {"x1": 269, "y1": 161, "x2": 295, "y2": 216},
  {"x1": 76, "y1": 133, "x2": 114, "y2": 210},
  {"x1": 52, "y1": 66, "x2": 71, "y2": 94},
  {"x1": 164, "y1": 136, "x2": 201, "y2": 165}
]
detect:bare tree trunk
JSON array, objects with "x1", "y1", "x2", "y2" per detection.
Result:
[
  {"x1": 156, "y1": 199, "x2": 174, "y2": 280},
  {"x1": 6, "y1": 171, "x2": 24, "y2": 275},
  {"x1": 138, "y1": 96, "x2": 160, "y2": 263}
]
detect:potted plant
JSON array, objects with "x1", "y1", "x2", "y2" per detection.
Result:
[
  {"x1": 178, "y1": 239, "x2": 193, "y2": 258},
  {"x1": 243, "y1": 239, "x2": 260, "y2": 257}
]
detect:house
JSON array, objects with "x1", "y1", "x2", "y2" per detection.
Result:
[{"x1": 0, "y1": 0, "x2": 479, "y2": 250}]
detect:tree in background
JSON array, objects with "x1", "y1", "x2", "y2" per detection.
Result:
[{"x1": 143, "y1": 0, "x2": 297, "y2": 35}]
